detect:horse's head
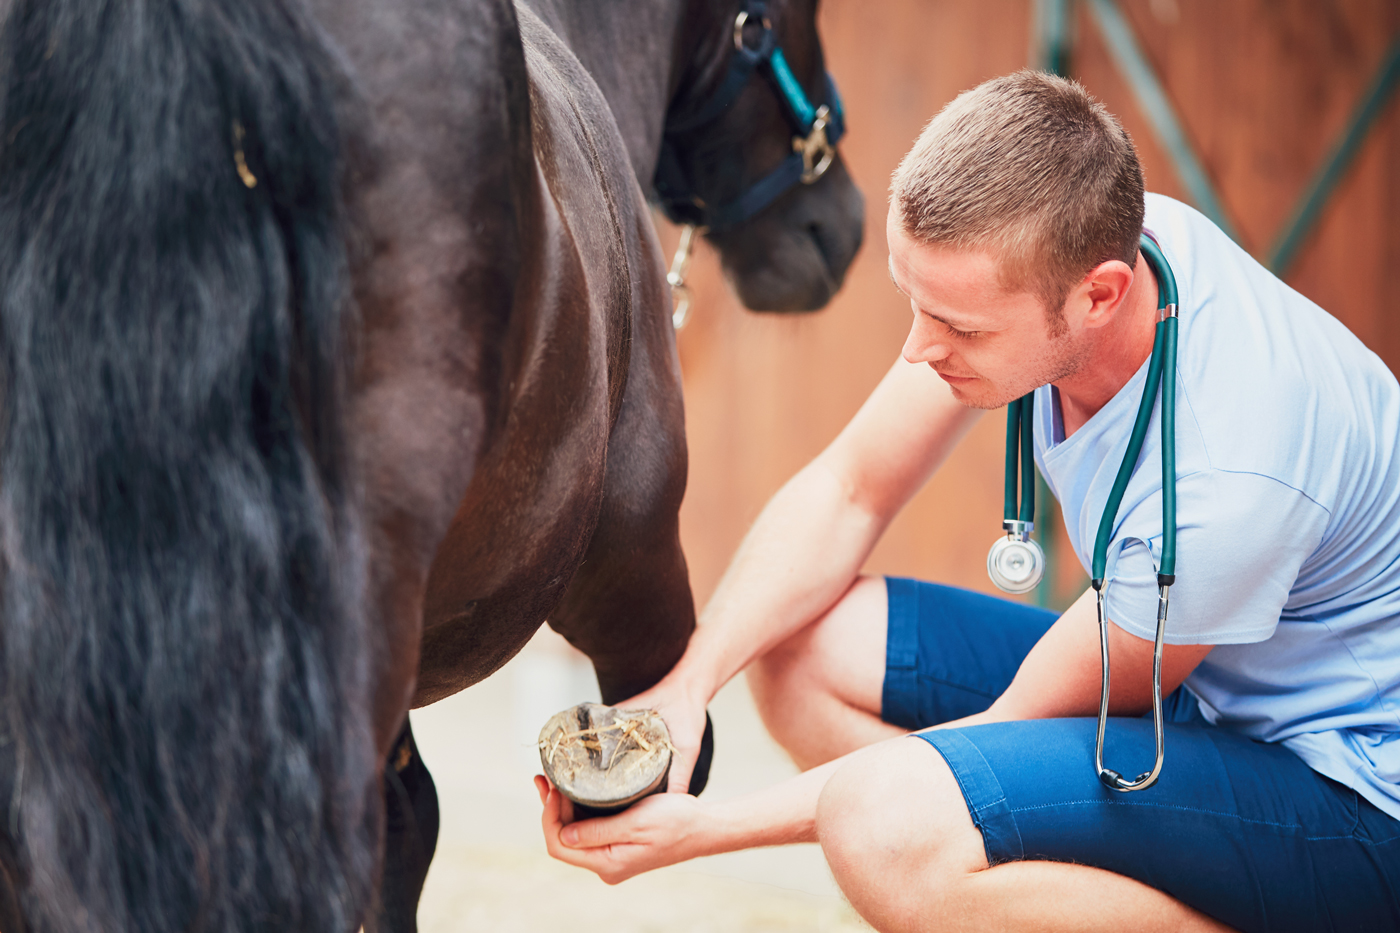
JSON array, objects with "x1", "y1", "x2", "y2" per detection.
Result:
[{"x1": 660, "y1": 0, "x2": 864, "y2": 312}]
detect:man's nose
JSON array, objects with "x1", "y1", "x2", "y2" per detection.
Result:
[{"x1": 901, "y1": 316, "x2": 951, "y2": 365}]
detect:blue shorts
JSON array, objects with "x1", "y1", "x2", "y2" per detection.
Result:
[{"x1": 881, "y1": 577, "x2": 1400, "y2": 933}]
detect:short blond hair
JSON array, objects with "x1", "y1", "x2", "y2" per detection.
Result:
[{"x1": 891, "y1": 71, "x2": 1145, "y2": 320}]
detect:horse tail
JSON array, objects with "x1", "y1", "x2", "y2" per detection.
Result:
[{"x1": 0, "y1": 1, "x2": 375, "y2": 930}]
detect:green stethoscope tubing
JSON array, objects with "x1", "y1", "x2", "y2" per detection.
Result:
[
  {"x1": 999, "y1": 233, "x2": 1179, "y2": 792},
  {"x1": 1005, "y1": 394, "x2": 1036, "y2": 524}
]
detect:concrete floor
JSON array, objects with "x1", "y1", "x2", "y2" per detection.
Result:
[{"x1": 411, "y1": 627, "x2": 872, "y2": 932}]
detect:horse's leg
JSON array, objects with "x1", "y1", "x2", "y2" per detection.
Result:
[
  {"x1": 370, "y1": 721, "x2": 439, "y2": 933},
  {"x1": 546, "y1": 225, "x2": 714, "y2": 796},
  {"x1": 546, "y1": 394, "x2": 716, "y2": 795}
]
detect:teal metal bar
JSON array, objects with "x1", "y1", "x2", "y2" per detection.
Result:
[
  {"x1": 1084, "y1": 0, "x2": 1241, "y2": 244},
  {"x1": 1268, "y1": 37, "x2": 1400, "y2": 277},
  {"x1": 1030, "y1": 0, "x2": 1073, "y2": 606},
  {"x1": 1033, "y1": 0, "x2": 1074, "y2": 77},
  {"x1": 1034, "y1": 471, "x2": 1057, "y2": 609}
]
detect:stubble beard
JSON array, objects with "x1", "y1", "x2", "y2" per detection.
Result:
[{"x1": 953, "y1": 322, "x2": 1092, "y2": 411}]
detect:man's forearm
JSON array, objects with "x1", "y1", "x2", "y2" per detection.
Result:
[
  {"x1": 687, "y1": 705, "x2": 1011, "y2": 858},
  {"x1": 691, "y1": 753, "x2": 842, "y2": 854}
]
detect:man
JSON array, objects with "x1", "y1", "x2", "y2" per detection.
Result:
[{"x1": 535, "y1": 71, "x2": 1400, "y2": 932}]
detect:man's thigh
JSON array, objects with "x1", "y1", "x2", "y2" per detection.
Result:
[
  {"x1": 758, "y1": 575, "x2": 1062, "y2": 725},
  {"x1": 915, "y1": 717, "x2": 1400, "y2": 933},
  {"x1": 881, "y1": 577, "x2": 1058, "y2": 729}
]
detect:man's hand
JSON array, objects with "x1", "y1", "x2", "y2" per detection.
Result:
[
  {"x1": 534, "y1": 775, "x2": 710, "y2": 884},
  {"x1": 615, "y1": 676, "x2": 709, "y2": 794}
]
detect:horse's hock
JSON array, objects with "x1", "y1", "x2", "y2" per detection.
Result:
[{"x1": 539, "y1": 704, "x2": 674, "y2": 812}]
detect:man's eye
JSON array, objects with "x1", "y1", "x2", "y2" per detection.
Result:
[{"x1": 947, "y1": 326, "x2": 981, "y2": 339}]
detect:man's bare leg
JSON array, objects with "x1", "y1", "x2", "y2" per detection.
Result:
[
  {"x1": 746, "y1": 575, "x2": 904, "y2": 769},
  {"x1": 817, "y1": 737, "x2": 1235, "y2": 933}
]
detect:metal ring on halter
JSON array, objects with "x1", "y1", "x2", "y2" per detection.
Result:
[
  {"x1": 793, "y1": 105, "x2": 835, "y2": 183},
  {"x1": 1094, "y1": 583, "x2": 1169, "y2": 792},
  {"x1": 733, "y1": 10, "x2": 773, "y2": 51}
]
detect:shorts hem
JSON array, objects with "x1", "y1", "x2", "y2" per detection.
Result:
[{"x1": 913, "y1": 729, "x2": 1025, "y2": 864}]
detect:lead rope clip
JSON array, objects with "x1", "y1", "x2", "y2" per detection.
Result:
[{"x1": 668, "y1": 224, "x2": 700, "y2": 331}]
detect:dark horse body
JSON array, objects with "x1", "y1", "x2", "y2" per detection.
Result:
[{"x1": 0, "y1": 0, "x2": 860, "y2": 929}]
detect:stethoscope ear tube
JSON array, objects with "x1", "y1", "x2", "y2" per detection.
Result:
[
  {"x1": 1090, "y1": 323, "x2": 1166, "y2": 583},
  {"x1": 1093, "y1": 580, "x2": 1169, "y2": 792}
]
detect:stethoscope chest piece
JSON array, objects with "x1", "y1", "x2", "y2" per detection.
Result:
[
  {"x1": 992, "y1": 392, "x2": 1043, "y2": 596},
  {"x1": 988, "y1": 529, "x2": 1044, "y2": 594}
]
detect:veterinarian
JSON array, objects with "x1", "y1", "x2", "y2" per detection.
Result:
[{"x1": 535, "y1": 71, "x2": 1400, "y2": 932}]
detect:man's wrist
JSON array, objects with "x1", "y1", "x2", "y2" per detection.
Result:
[
  {"x1": 686, "y1": 797, "x2": 785, "y2": 859},
  {"x1": 666, "y1": 628, "x2": 730, "y2": 705},
  {"x1": 681, "y1": 798, "x2": 731, "y2": 860}
]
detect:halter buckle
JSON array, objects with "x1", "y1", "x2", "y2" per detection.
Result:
[{"x1": 794, "y1": 106, "x2": 835, "y2": 184}]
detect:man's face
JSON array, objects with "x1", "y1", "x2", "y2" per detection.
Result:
[{"x1": 887, "y1": 209, "x2": 1088, "y2": 410}]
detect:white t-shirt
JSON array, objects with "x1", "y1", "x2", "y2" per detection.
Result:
[{"x1": 1035, "y1": 193, "x2": 1400, "y2": 819}]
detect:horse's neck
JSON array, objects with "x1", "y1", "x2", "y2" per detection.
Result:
[{"x1": 515, "y1": 0, "x2": 691, "y2": 183}]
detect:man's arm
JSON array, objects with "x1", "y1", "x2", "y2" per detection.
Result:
[
  {"x1": 540, "y1": 597, "x2": 1213, "y2": 883},
  {"x1": 626, "y1": 358, "x2": 981, "y2": 791},
  {"x1": 990, "y1": 587, "x2": 1214, "y2": 721}
]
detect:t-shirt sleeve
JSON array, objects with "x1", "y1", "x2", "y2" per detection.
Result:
[{"x1": 1102, "y1": 470, "x2": 1330, "y2": 645}]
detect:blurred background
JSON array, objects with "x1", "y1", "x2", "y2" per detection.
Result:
[{"x1": 417, "y1": 1, "x2": 1400, "y2": 928}]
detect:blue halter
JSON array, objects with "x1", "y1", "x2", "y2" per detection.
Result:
[{"x1": 654, "y1": 0, "x2": 847, "y2": 233}]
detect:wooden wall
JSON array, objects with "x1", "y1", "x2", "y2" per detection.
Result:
[{"x1": 671, "y1": 0, "x2": 1400, "y2": 612}]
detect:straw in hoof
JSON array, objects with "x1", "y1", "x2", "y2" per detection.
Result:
[{"x1": 538, "y1": 703, "x2": 673, "y2": 813}]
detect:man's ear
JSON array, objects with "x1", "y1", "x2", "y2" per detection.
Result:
[{"x1": 1071, "y1": 258, "x2": 1136, "y2": 330}]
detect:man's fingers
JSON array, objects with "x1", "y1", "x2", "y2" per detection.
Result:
[
  {"x1": 533, "y1": 774, "x2": 550, "y2": 805},
  {"x1": 539, "y1": 786, "x2": 640, "y2": 882},
  {"x1": 540, "y1": 785, "x2": 567, "y2": 856},
  {"x1": 541, "y1": 788, "x2": 594, "y2": 858},
  {"x1": 561, "y1": 811, "x2": 634, "y2": 849},
  {"x1": 558, "y1": 789, "x2": 575, "y2": 824}
]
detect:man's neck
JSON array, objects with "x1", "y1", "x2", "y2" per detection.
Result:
[{"x1": 1056, "y1": 251, "x2": 1160, "y2": 437}]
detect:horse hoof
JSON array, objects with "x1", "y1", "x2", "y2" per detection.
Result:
[{"x1": 538, "y1": 703, "x2": 672, "y2": 815}]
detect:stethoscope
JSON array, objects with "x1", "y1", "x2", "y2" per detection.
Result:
[{"x1": 988, "y1": 233, "x2": 1178, "y2": 793}]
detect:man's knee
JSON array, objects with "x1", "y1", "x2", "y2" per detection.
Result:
[
  {"x1": 747, "y1": 575, "x2": 888, "y2": 739},
  {"x1": 745, "y1": 624, "x2": 814, "y2": 737},
  {"x1": 817, "y1": 736, "x2": 987, "y2": 927}
]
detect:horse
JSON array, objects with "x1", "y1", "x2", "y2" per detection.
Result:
[{"x1": 0, "y1": 0, "x2": 862, "y2": 929}]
